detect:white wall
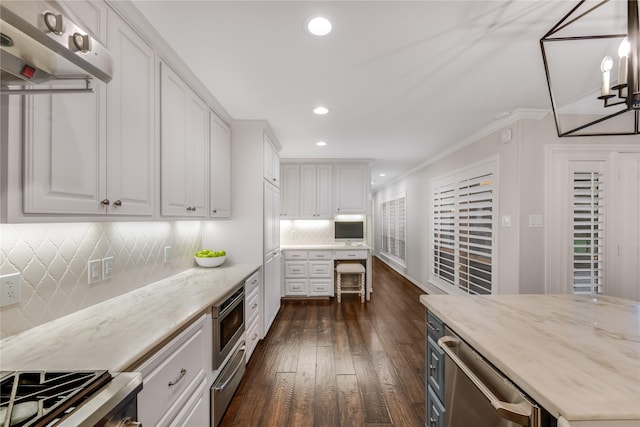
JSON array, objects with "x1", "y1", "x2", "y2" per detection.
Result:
[{"x1": 373, "y1": 112, "x2": 639, "y2": 295}]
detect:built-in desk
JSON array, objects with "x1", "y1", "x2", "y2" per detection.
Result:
[{"x1": 281, "y1": 245, "x2": 372, "y2": 299}]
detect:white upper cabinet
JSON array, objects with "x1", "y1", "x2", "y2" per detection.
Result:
[
  {"x1": 280, "y1": 164, "x2": 300, "y2": 218},
  {"x1": 300, "y1": 164, "x2": 333, "y2": 218},
  {"x1": 23, "y1": 1, "x2": 108, "y2": 215},
  {"x1": 334, "y1": 163, "x2": 370, "y2": 214},
  {"x1": 160, "y1": 63, "x2": 209, "y2": 218},
  {"x1": 209, "y1": 111, "x2": 231, "y2": 218},
  {"x1": 263, "y1": 134, "x2": 280, "y2": 187},
  {"x1": 106, "y1": 9, "x2": 155, "y2": 216}
]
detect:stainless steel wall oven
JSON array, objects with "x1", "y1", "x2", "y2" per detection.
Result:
[{"x1": 212, "y1": 285, "x2": 245, "y2": 370}]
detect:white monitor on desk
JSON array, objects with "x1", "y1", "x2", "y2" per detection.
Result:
[{"x1": 334, "y1": 220, "x2": 364, "y2": 245}]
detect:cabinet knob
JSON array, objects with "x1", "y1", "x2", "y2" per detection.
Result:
[
  {"x1": 72, "y1": 32, "x2": 92, "y2": 52},
  {"x1": 212, "y1": 209, "x2": 217, "y2": 214},
  {"x1": 186, "y1": 206, "x2": 196, "y2": 212},
  {"x1": 100, "y1": 199, "x2": 110, "y2": 206},
  {"x1": 429, "y1": 364, "x2": 436, "y2": 372},
  {"x1": 430, "y1": 417, "x2": 437, "y2": 426},
  {"x1": 113, "y1": 200, "x2": 122, "y2": 207},
  {"x1": 44, "y1": 12, "x2": 64, "y2": 35}
]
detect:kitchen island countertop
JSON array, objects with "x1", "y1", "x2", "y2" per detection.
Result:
[
  {"x1": 0, "y1": 263, "x2": 259, "y2": 372},
  {"x1": 420, "y1": 294, "x2": 640, "y2": 426}
]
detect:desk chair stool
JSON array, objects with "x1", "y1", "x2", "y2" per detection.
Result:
[{"x1": 335, "y1": 262, "x2": 366, "y2": 303}]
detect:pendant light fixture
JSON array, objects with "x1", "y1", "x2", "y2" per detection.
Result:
[{"x1": 540, "y1": 0, "x2": 639, "y2": 136}]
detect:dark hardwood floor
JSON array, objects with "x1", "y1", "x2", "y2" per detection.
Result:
[{"x1": 220, "y1": 257, "x2": 426, "y2": 427}]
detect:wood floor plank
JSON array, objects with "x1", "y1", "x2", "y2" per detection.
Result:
[
  {"x1": 315, "y1": 345, "x2": 340, "y2": 427},
  {"x1": 372, "y1": 355, "x2": 423, "y2": 426},
  {"x1": 260, "y1": 372, "x2": 296, "y2": 425},
  {"x1": 333, "y1": 321, "x2": 356, "y2": 375},
  {"x1": 353, "y1": 355, "x2": 392, "y2": 424},
  {"x1": 336, "y1": 374, "x2": 367, "y2": 427},
  {"x1": 288, "y1": 342, "x2": 317, "y2": 426}
]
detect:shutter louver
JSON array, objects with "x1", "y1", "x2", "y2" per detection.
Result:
[
  {"x1": 572, "y1": 171, "x2": 605, "y2": 295},
  {"x1": 381, "y1": 195, "x2": 406, "y2": 262}
]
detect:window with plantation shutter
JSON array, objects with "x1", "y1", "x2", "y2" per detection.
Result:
[
  {"x1": 432, "y1": 161, "x2": 496, "y2": 295},
  {"x1": 381, "y1": 194, "x2": 406, "y2": 263},
  {"x1": 572, "y1": 171, "x2": 605, "y2": 295}
]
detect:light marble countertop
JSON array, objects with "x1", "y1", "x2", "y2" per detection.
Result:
[
  {"x1": 0, "y1": 263, "x2": 259, "y2": 372},
  {"x1": 281, "y1": 244, "x2": 371, "y2": 250},
  {"x1": 420, "y1": 294, "x2": 640, "y2": 424}
]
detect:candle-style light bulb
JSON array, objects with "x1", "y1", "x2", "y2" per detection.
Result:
[
  {"x1": 601, "y1": 55, "x2": 613, "y2": 96},
  {"x1": 618, "y1": 37, "x2": 630, "y2": 86}
]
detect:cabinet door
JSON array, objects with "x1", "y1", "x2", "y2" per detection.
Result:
[
  {"x1": 316, "y1": 164, "x2": 333, "y2": 218},
  {"x1": 160, "y1": 63, "x2": 189, "y2": 216},
  {"x1": 264, "y1": 252, "x2": 282, "y2": 334},
  {"x1": 280, "y1": 164, "x2": 300, "y2": 217},
  {"x1": 335, "y1": 164, "x2": 369, "y2": 214},
  {"x1": 210, "y1": 111, "x2": 231, "y2": 218},
  {"x1": 300, "y1": 164, "x2": 318, "y2": 218},
  {"x1": 187, "y1": 94, "x2": 209, "y2": 217},
  {"x1": 264, "y1": 182, "x2": 274, "y2": 255},
  {"x1": 106, "y1": 10, "x2": 155, "y2": 216},
  {"x1": 263, "y1": 134, "x2": 279, "y2": 187},
  {"x1": 24, "y1": 81, "x2": 107, "y2": 215}
]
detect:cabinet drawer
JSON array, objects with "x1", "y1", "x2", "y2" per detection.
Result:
[
  {"x1": 427, "y1": 311, "x2": 445, "y2": 342},
  {"x1": 308, "y1": 250, "x2": 332, "y2": 260},
  {"x1": 426, "y1": 336, "x2": 445, "y2": 401},
  {"x1": 426, "y1": 385, "x2": 445, "y2": 427},
  {"x1": 285, "y1": 279, "x2": 308, "y2": 295},
  {"x1": 245, "y1": 287, "x2": 259, "y2": 325},
  {"x1": 334, "y1": 250, "x2": 367, "y2": 260},
  {"x1": 245, "y1": 316, "x2": 260, "y2": 360},
  {"x1": 309, "y1": 279, "x2": 333, "y2": 296},
  {"x1": 285, "y1": 261, "x2": 307, "y2": 278},
  {"x1": 137, "y1": 315, "x2": 208, "y2": 427},
  {"x1": 244, "y1": 270, "x2": 260, "y2": 294},
  {"x1": 284, "y1": 250, "x2": 307, "y2": 260},
  {"x1": 308, "y1": 261, "x2": 332, "y2": 278}
]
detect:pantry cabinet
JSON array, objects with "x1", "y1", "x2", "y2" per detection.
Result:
[
  {"x1": 209, "y1": 111, "x2": 231, "y2": 218},
  {"x1": 263, "y1": 134, "x2": 280, "y2": 187},
  {"x1": 160, "y1": 63, "x2": 209, "y2": 218}
]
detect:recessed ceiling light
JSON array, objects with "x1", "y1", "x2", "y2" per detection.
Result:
[
  {"x1": 307, "y1": 17, "x2": 332, "y2": 36},
  {"x1": 316, "y1": 141, "x2": 327, "y2": 146},
  {"x1": 313, "y1": 106, "x2": 329, "y2": 115},
  {"x1": 379, "y1": 173, "x2": 386, "y2": 177}
]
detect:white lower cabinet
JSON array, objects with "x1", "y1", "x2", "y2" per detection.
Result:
[
  {"x1": 283, "y1": 250, "x2": 333, "y2": 297},
  {"x1": 136, "y1": 314, "x2": 211, "y2": 426}
]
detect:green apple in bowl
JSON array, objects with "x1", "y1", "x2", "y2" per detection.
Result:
[{"x1": 195, "y1": 249, "x2": 226, "y2": 267}]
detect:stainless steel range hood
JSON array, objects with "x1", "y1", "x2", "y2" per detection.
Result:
[{"x1": 0, "y1": 0, "x2": 114, "y2": 94}]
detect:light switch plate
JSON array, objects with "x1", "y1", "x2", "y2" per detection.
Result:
[
  {"x1": 88, "y1": 259, "x2": 101, "y2": 284},
  {"x1": 501, "y1": 215, "x2": 512, "y2": 227},
  {"x1": 529, "y1": 214, "x2": 543, "y2": 228},
  {"x1": 103, "y1": 257, "x2": 115, "y2": 279},
  {"x1": 164, "y1": 247, "x2": 172, "y2": 263},
  {"x1": 0, "y1": 273, "x2": 21, "y2": 307}
]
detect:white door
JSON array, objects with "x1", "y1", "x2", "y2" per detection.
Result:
[
  {"x1": 316, "y1": 164, "x2": 333, "y2": 218},
  {"x1": 210, "y1": 111, "x2": 231, "y2": 217},
  {"x1": 280, "y1": 164, "x2": 300, "y2": 217},
  {"x1": 264, "y1": 182, "x2": 274, "y2": 255},
  {"x1": 106, "y1": 10, "x2": 155, "y2": 216},
  {"x1": 263, "y1": 251, "x2": 281, "y2": 334},
  {"x1": 335, "y1": 164, "x2": 368, "y2": 214},
  {"x1": 187, "y1": 95, "x2": 209, "y2": 217}
]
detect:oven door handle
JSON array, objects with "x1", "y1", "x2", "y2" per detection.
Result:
[
  {"x1": 438, "y1": 336, "x2": 532, "y2": 426},
  {"x1": 214, "y1": 346, "x2": 246, "y2": 392}
]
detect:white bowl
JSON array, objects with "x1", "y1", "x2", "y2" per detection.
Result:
[{"x1": 194, "y1": 255, "x2": 226, "y2": 268}]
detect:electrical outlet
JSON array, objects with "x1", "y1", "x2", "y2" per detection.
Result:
[
  {"x1": 1, "y1": 273, "x2": 22, "y2": 307},
  {"x1": 88, "y1": 259, "x2": 101, "y2": 284},
  {"x1": 103, "y1": 257, "x2": 115, "y2": 279},
  {"x1": 164, "y1": 247, "x2": 172, "y2": 263}
]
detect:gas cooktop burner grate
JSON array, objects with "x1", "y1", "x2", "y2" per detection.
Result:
[{"x1": 0, "y1": 370, "x2": 112, "y2": 427}]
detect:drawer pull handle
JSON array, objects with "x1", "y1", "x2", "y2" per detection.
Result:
[
  {"x1": 168, "y1": 368, "x2": 187, "y2": 387},
  {"x1": 429, "y1": 364, "x2": 436, "y2": 373},
  {"x1": 430, "y1": 417, "x2": 437, "y2": 426},
  {"x1": 427, "y1": 321, "x2": 440, "y2": 332},
  {"x1": 251, "y1": 303, "x2": 258, "y2": 309},
  {"x1": 252, "y1": 333, "x2": 258, "y2": 340}
]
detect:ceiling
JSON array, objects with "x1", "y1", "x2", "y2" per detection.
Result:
[{"x1": 132, "y1": 0, "x2": 570, "y2": 189}]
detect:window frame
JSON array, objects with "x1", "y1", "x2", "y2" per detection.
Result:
[
  {"x1": 380, "y1": 191, "x2": 407, "y2": 266},
  {"x1": 430, "y1": 158, "x2": 498, "y2": 295}
]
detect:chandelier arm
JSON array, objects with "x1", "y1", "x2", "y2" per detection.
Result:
[
  {"x1": 543, "y1": 34, "x2": 627, "y2": 42},
  {"x1": 547, "y1": 0, "x2": 612, "y2": 38},
  {"x1": 559, "y1": 107, "x2": 630, "y2": 136}
]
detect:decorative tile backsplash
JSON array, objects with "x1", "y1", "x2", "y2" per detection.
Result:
[
  {"x1": 0, "y1": 221, "x2": 202, "y2": 339},
  {"x1": 280, "y1": 219, "x2": 334, "y2": 245}
]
